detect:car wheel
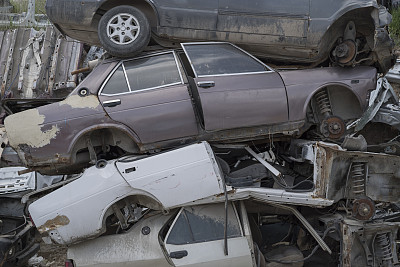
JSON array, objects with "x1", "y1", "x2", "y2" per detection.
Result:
[{"x1": 98, "y1": 5, "x2": 150, "y2": 57}]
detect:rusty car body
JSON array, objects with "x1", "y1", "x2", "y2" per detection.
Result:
[
  {"x1": 45, "y1": 0, "x2": 394, "y2": 73},
  {"x1": 28, "y1": 140, "x2": 400, "y2": 249},
  {"x1": 2, "y1": 42, "x2": 378, "y2": 175}
]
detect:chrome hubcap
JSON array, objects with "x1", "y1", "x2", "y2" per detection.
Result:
[{"x1": 106, "y1": 13, "x2": 140, "y2": 45}]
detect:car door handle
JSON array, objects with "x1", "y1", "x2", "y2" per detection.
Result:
[
  {"x1": 197, "y1": 81, "x2": 215, "y2": 88},
  {"x1": 103, "y1": 99, "x2": 121, "y2": 107},
  {"x1": 170, "y1": 250, "x2": 188, "y2": 259}
]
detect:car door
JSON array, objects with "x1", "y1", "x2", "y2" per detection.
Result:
[
  {"x1": 154, "y1": 0, "x2": 218, "y2": 38},
  {"x1": 181, "y1": 42, "x2": 288, "y2": 131},
  {"x1": 163, "y1": 203, "x2": 253, "y2": 267},
  {"x1": 98, "y1": 51, "x2": 198, "y2": 144},
  {"x1": 217, "y1": 0, "x2": 309, "y2": 46}
]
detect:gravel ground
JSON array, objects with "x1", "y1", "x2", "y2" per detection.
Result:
[{"x1": 29, "y1": 241, "x2": 67, "y2": 267}]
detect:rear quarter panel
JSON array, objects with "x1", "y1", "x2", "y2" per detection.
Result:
[
  {"x1": 279, "y1": 66, "x2": 377, "y2": 122},
  {"x1": 4, "y1": 61, "x2": 119, "y2": 167},
  {"x1": 28, "y1": 162, "x2": 132, "y2": 245}
]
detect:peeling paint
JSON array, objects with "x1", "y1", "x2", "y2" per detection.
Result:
[
  {"x1": 37, "y1": 215, "x2": 70, "y2": 233},
  {"x1": 4, "y1": 108, "x2": 60, "y2": 148},
  {"x1": 58, "y1": 94, "x2": 100, "y2": 110}
]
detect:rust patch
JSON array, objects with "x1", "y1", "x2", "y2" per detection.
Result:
[
  {"x1": 4, "y1": 108, "x2": 60, "y2": 148},
  {"x1": 37, "y1": 215, "x2": 70, "y2": 233}
]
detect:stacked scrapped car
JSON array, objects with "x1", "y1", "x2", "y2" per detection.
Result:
[
  {"x1": 46, "y1": 0, "x2": 394, "y2": 73},
  {"x1": 2, "y1": 42, "x2": 378, "y2": 175}
]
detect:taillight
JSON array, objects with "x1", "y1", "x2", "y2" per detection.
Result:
[
  {"x1": 65, "y1": 259, "x2": 75, "y2": 267},
  {"x1": 29, "y1": 214, "x2": 35, "y2": 226}
]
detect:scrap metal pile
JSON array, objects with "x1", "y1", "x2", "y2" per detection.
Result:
[{"x1": 1, "y1": 0, "x2": 400, "y2": 267}]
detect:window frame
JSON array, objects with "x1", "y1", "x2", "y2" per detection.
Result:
[
  {"x1": 165, "y1": 203, "x2": 244, "y2": 246},
  {"x1": 181, "y1": 42, "x2": 275, "y2": 78},
  {"x1": 99, "y1": 51, "x2": 185, "y2": 97}
]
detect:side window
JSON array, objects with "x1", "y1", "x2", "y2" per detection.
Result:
[
  {"x1": 166, "y1": 203, "x2": 242, "y2": 245},
  {"x1": 183, "y1": 43, "x2": 268, "y2": 77},
  {"x1": 124, "y1": 52, "x2": 182, "y2": 92},
  {"x1": 101, "y1": 65, "x2": 129, "y2": 95}
]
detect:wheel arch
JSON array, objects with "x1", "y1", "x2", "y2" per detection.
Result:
[
  {"x1": 99, "y1": 192, "x2": 166, "y2": 235},
  {"x1": 312, "y1": 6, "x2": 376, "y2": 64},
  {"x1": 302, "y1": 83, "x2": 363, "y2": 122},
  {"x1": 93, "y1": 0, "x2": 159, "y2": 29},
  {"x1": 67, "y1": 124, "x2": 142, "y2": 158}
]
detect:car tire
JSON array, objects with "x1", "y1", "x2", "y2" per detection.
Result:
[{"x1": 98, "y1": 5, "x2": 150, "y2": 58}]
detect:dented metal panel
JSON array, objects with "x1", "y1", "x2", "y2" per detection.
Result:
[
  {"x1": 314, "y1": 142, "x2": 400, "y2": 204},
  {"x1": 0, "y1": 27, "x2": 82, "y2": 99},
  {"x1": 29, "y1": 142, "x2": 227, "y2": 245},
  {"x1": 0, "y1": 166, "x2": 34, "y2": 194},
  {"x1": 116, "y1": 142, "x2": 226, "y2": 208},
  {"x1": 28, "y1": 161, "x2": 132, "y2": 245},
  {"x1": 341, "y1": 218, "x2": 400, "y2": 267},
  {"x1": 67, "y1": 212, "x2": 172, "y2": 267}
]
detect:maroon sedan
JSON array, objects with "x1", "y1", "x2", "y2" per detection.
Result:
[{"x1": 3, "y1": 42, "x2": 376, "y2": 174}]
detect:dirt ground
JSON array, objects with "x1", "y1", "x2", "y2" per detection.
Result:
[
  {"x1": 392, "y1": 81, "x2": 400, "y2": 96},
  {"x1": 30, "y1": 241, "x2": 67, "y2": 267}
]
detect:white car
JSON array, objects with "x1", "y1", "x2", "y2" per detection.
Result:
[
  {"x1": 66, "y1": 201, "x2": 311, "y2": 267},
  {"x1": 65, "y1": 200, "x2": 400, "y2": 267}
]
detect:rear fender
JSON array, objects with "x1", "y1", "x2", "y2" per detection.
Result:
[
  {"x1": 304, "y1": 83, "x2": 363, "y2": 122},
  {"x1": 67, "y1": 123, "x2": 142, "y2": 156}
]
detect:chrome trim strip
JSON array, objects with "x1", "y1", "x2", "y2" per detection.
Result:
[
  {"x1": 172, "y1": 50, "x2": 184, "y2": 84},
  {"x1": 121, "y1": 63, "x2": 132, "y2": 92},
  {"x1": 198, "y1": 71, "x2": 272, "y2": 78},
  {"x1": 98, "y1": 61, "x2": 125, "y2": 96},
  {"x1": 103, "y1": 99, "x2": 121, "y2": 104},
  {"x1": 181, "y1": 44, "x2": 199, "y2": 78},
  {"x1": 121, "y1": 50, "x2": 175, "y2": 63}
]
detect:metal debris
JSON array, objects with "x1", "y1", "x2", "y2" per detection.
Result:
[{"x1": 0, "y1": 27, "x2": 83, "y2": 99}]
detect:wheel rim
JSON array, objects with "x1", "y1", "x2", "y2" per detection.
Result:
[{"x1": 106, "y1": 13, "x2": 140, "y2": 45}]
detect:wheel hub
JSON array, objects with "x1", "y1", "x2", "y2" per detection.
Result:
[
  {"x1": 320, "y1": 116, "x2": 346, "y2": 139},
  {"x1": 352, "y1": 198, "x2": 375, "y2": 221},
  {"x1": 106, "y1": 13, "x2": 140, "y2": 45},
  {"x1": 332, "y1": 39, "x2": 357, "y2": 65}
]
